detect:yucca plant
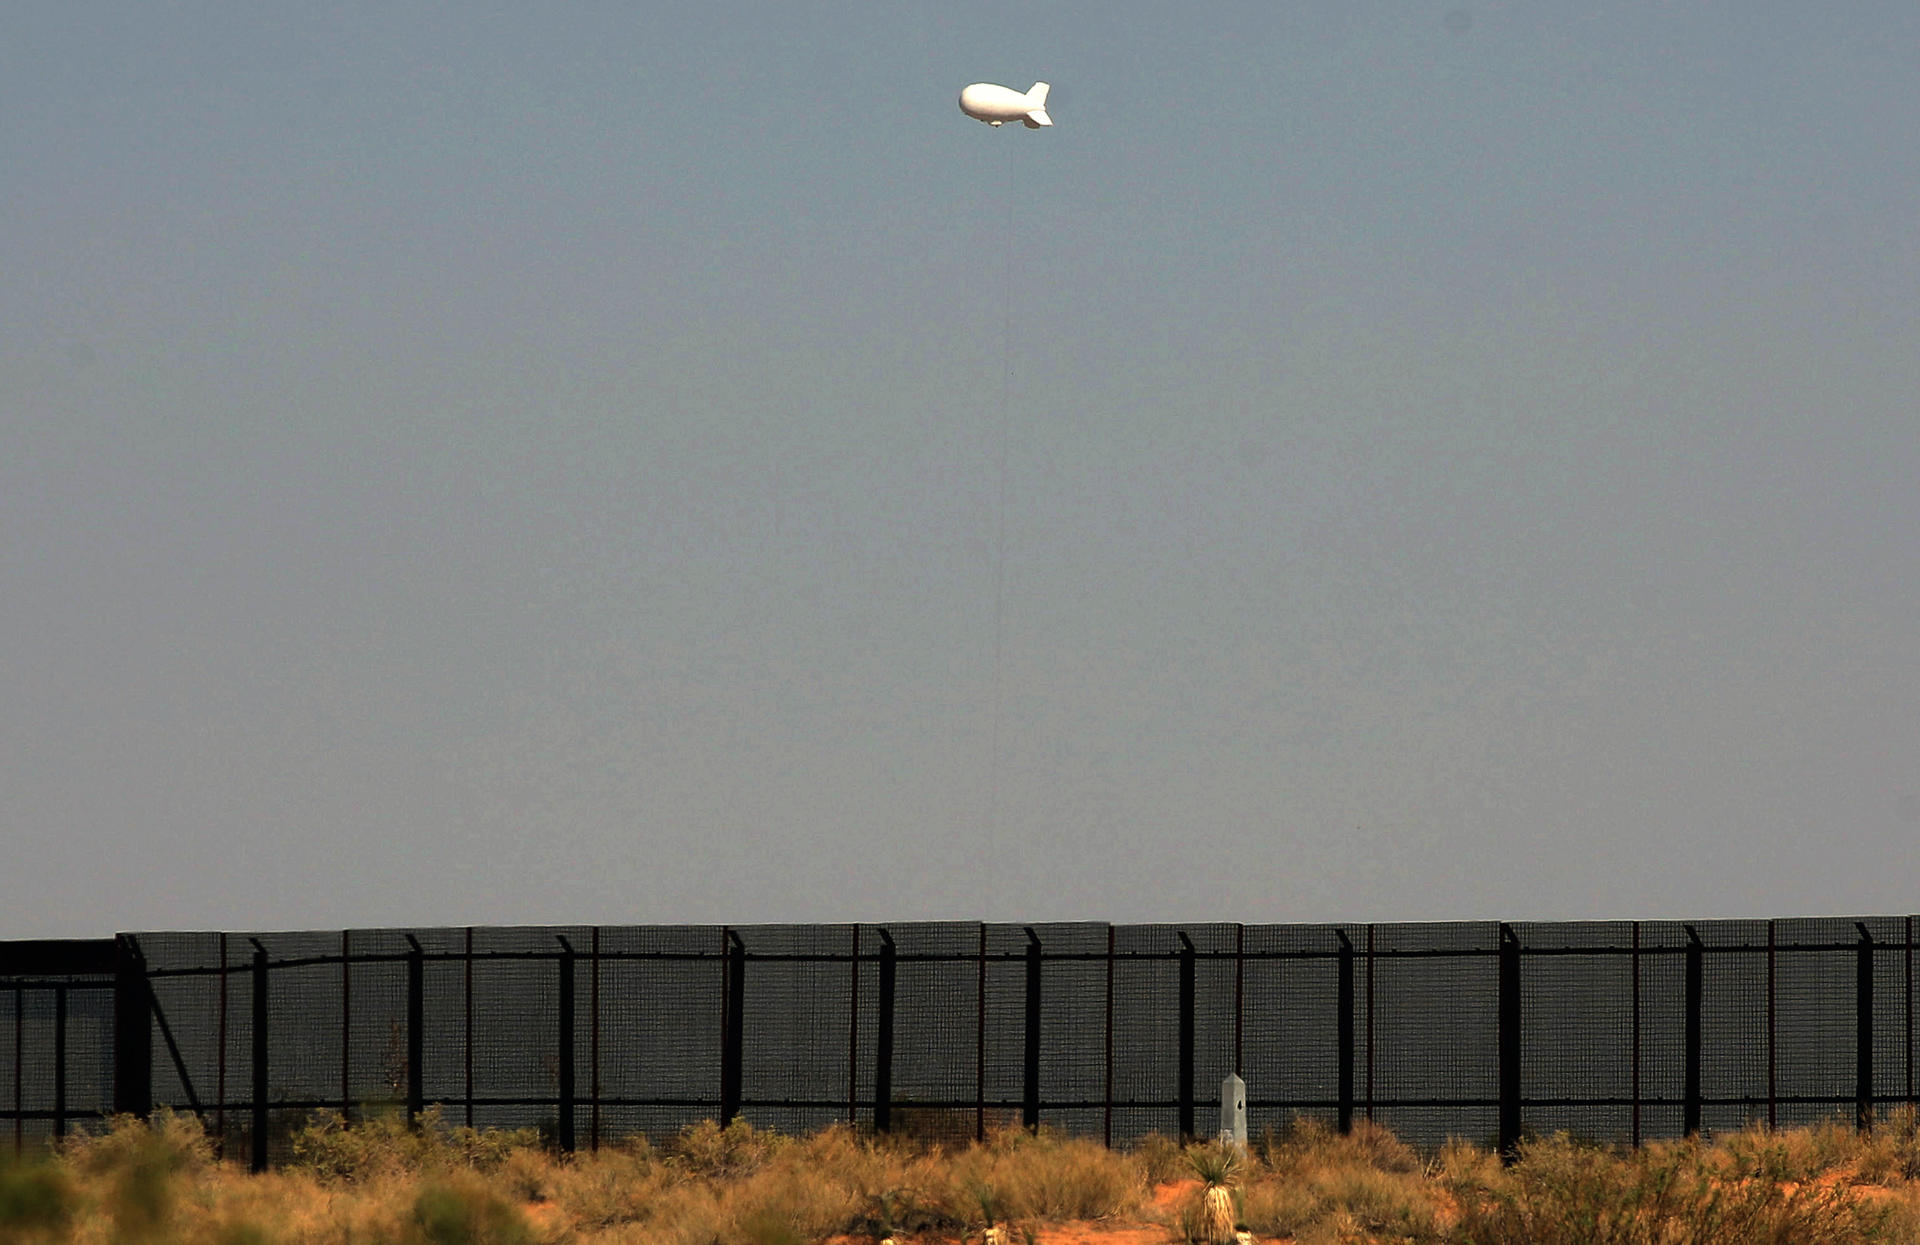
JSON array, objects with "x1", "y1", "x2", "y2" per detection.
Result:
[
  {"x1": 967, "y1": 1181, "x2": 1009, "y2": 1245},
  {"x1": 1185, "y1": 1145, "x2": 1244, "y2": 1245},
  {"x1": 859, "y1": 1186, "x2": 921, "y2": 1245}
]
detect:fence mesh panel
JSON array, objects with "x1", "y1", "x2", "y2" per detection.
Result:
[{"x1": 8, "y1": 918, "x2": 1920, "y2": 1157}]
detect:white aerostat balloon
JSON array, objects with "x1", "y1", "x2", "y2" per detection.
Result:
[{"x1": 959, "y1": 81, "x2": 1052, "y2": 129}]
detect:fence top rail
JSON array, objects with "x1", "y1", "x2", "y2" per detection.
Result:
[
  {"x1": 126, "y1": 936, "x2": 1914, "y2": 977},
  {"x1": 0, "y1": 938, "x2": 121, "y2": 977}
]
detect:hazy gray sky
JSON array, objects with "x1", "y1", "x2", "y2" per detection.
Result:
[{"x1": 5, "y1": 3, "x2": 1918, "y2": 938}]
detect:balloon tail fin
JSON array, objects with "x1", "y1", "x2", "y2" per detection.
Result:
[{"x1": 1024, "y1": 82, "x2": 1051, "y2": 127}]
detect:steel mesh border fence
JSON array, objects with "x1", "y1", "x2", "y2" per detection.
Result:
[{"x1": 4, "y1": 919, "x2": 1918, "y2": 1164}]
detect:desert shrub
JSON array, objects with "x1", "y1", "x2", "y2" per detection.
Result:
[
  {"x1": 952, "y1": 1175, "x2": 1009, "y2": 1230},
  {"x1": 1236, "y1": 1175, "x2": 1313, "y2": 1237},
  {"x1": 170, "y1": 1168, "x2": 346, "y2": 1245},
  {"x1": 66, "y1": 1110, "x2": 215, "y2": 1243},
  {"x1": 1799, "y1": 1117, "x2": 1873, "y2": 1179},
  {"x1": 1130, "y1": 1132, "x2": 1188, "y2": 1185},
  {"x1": 607, "y1": 1179, "x2": 731, "y2": 1245},
  {"x1": 1236, "y1": 1178, "x2": 1320, "y2": 1238},
  {"x1": 788, "y1": 1126, "x2": 950, "y2": 1236},
  {"x1": 1875, "y1": 1183, "x2": 1920, "y2": 1242},
  {"x1": 1002, "y1": 1132, "x2": 1142, "y2": 1221},
  {"x1": 1454, "y1": 1132, "x2": 1889, "y2": 1245},
  {"x1": 208, "y1": 1221, "x2": 276, "y2": 1245},
  {"x1": 853, "y1": 1184, "x2": 938, "y2": 1241},
  {"x1": 408, "y1": 1173, "x2": 533, "y2": 1245},
  {"x1": 729, "y1": 1164, "x2": 863, "y2": 1240},
  {"x1": 290, "y1": 1109, "x2": 399, "y2": 1181},
  {"x1": 527, "y1": 1121, "x2": 950, "y2": 1243},
  {"x1": 936, "y1": 1128, "x2": 1142, "y2": 1223},
  {"x1": 0, "y1": 1154, "x2": 74, "y2": 1242},
  {"x1": 70, "y1": 1108, "x2": 214, "y2": 1177},
  {"x1": 539, "y1": 1143, "x2": 669, "y2": 1228},
  {"x1": 29, "y1": 1111, "x2": 1920, "y2": 1245},
  {"x1": 716, "y1": 1124, "x2": 925, "y2": 1240},
  {"x1": 732, "y1": 1204, "x2": 806, "y2": 1245},
  {"x1": 667, "y1": 1118, "x2": 788, "y2": 1179},
  {"x1": 1235, "y1": 1117, "x2": 1442, "y2": 1243},
  {"x1": 1255, "y1": 1114, "x2": 1423, "y2": 1180},
  {"x1": 883, "y1": 1101, "x2": 1009, "y2": 1147},
  {"x1": 289, "y1": 1107, "x2": 538, "y2": 1182},
  {"x1": 1710, "y1": 1122, "x2": 1805, "y2": 1185},
  {"x1": 1855, "y1": 1104, "x2": 1920, "y2": 1185},
  {"x1": 1235, "y1": 1163, "x2": 1435, "y2": 1243},
  {"x1": 1307, "y1": 1165, "x2": 1435, "y2": 1239},
  {"x1": 1429, "y1": 1134, "x2": 1503, "y2": 1190},
  {"x1": 1705, "y1": 1114, "x2": 1920, "y2": 1188},
  {"x1": 782, "y1": 1123, "x2": 896, "y2": 1198}
]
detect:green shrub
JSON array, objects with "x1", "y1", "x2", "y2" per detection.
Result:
[
  {"x1": 211, "y1": 1222, "x2": 276, "y2": 1245},
  {"x1": 1857, "y1": 1105, "x2": 1920, "y2": 1185},
  {"x1": 1184, "y1": 1141, "x2": 1243, "y2": 1190},
  {"x1": 0, "y1": 1156, "x2": 74, "y2": 1242},
  {"x1": 408, "y1": 1175, "x2": 532, "y2": 1245},
  {"x1": 1455, "y1": 1133, "x2": 1890, "y2": 1245},
  {"x1": 667, "y1": 1119, "x2": 787, "y2": 1179},
  {"x1": 733, "y1": 1205, "x2": 806, "y2": 1245},
  {"x1": 937, "y1": 1129, "x2": 1142, "y2": 1224},
  {"x1": 1131, "y1": 1132, "x2": 1188, "y2": 1185},
  {"x1": 1236, "y1": 1178, "x2": 1320, "y2": 1238},
  {"x1": 67, "y1": 1111, "x2": 213, "y2": 1244},
  {"x1": 290, "y1": 1107, "x2": 539, "y2": 1182}
]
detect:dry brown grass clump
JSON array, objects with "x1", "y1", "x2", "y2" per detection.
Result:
[
  {"x1": 947, "y1": 1125, "x2": 1147, "y2": 1225},
  {"x1": 1450, "y1": 1132, "x2": 1896, "y2": 1245},
  {"x1": 0, "y1": 1151, "x2": 75, "y2": 1243},
  {"x1": 1230, "y1": 1118, "x2": 1440, "y2": 1243},
  {"x1": 291, "y1": 1106, "x2": 541, "y2": 1183},
  {"x1": 487, "y1": 1117, "x2": 1141, "y2": 1245},
  {"x1": 24, "y1": 1106, "x2": 1920, "y2": 1243}
]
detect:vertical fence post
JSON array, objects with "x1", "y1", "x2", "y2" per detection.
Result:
[
  {"x1": 406, "y1": 936, "x2": 424, "y2": 1130},
  {"x1": 1858, "y1": 923, "x2": 1875, "y2": 1132},
  {"x1": 975, "y1": 925, "x2": 987, "y2": 1144},
  {"x1": 1103, "y1": 924, "x2": 1115, "y2": 1148},
  {"x1": 721, "y1": 930, "x2": 745, "y2": 1126},
  {"x1": 1178, "y1": 932, "x2": 1195, "y2": 1140},
  {"x1": 874, "y1": 929, "x2": 895, "y2": 1134},
  {"x1": 250, "y1": 942, "x2": 269, "y2": 1173},
  {"x1": 53, "y1": 985, "x2": 67, "y2": 1142},
  {"x1": 12, "y1": 984, "x2": 22, "y2": 1153},
  {"x1": 590, "y1": 928, "x2": 602, "y2": 1152},
  {"x1": 464, "y1": 928, "x2": 474, "y2": 1129},
  {"x1": 1024, "y1": 928, "x2": 1042, "y2": 1132},
  {"x1": 847, "y1": 924, "x2": 860, "y2": 1127},
  {"x1": 1631, "y1": 922, "x2": 1642, "y2": 1148},
  {"x1": 1684, "y1": 926, "x2": 1703, "y2": 1137},
  {"x1": 1498, "y1": 924, "x2": 1522, "y2": 1161},
  {"x1": 341, "y1": 931, "x2": 352, "y2": 1125},
  {"x1": 1366, "y1": 925, "x2": 1378, "y2": 1122},
  {"x1": 216, "y1": 934, "x2": 228, "y2": 1154},
  {"x1": 113, "y1": 935, "x2": 152, "y2": 1119},
  {"x1": 1767, "y1": 920, "x2": 1777, "y2": 1129},
  {"x1": 557, "y1": 937, "x2": 576, "y2": 1152},
  {"x1": 1336, "y1": 929, "x2": 1355, "y2": 1135},
  {"x1": 1234, "y1": 923, "x2": 1245, "y2": 1079}
]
